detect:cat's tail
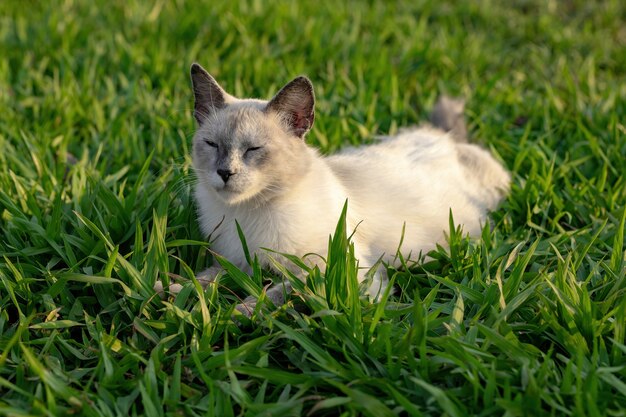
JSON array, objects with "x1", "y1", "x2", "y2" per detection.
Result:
[{"x1": 430, "y1": 96, "x2": 468, "y2": 143}]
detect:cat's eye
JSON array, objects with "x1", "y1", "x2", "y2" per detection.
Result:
[
  {"x1": 204, "y1": 140, "x2": 218, "y2": 148},
  {"x1": 245, "y1": 146, "x2": 262, "y2": 154}
]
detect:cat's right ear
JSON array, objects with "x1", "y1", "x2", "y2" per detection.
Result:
[
  {"x1": 190, "y1": 63, "x2": 228, "y2": 125},
  {"x1": 266, "y1": 76, "x2": 315, "y2": 138}
]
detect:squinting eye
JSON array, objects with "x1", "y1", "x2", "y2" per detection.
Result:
[
  {"x1": 246, "y1": 146, "x2": 262, "y2": 154},
  {"x1": 204, "y1": 140, "x2": 218, "y2": 148}
]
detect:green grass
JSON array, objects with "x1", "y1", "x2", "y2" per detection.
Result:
[{"x1": 1, "y1": 0, "x2": 625, "y2": 415}]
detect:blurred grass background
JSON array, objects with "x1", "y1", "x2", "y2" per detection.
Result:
[{"x1": 0, "y1": 0, "x2": 625, "y2": 415}]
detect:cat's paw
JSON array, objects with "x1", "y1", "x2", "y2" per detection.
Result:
[
  {"x1": 233, "y1": 282, "x2": 291, "y2": 319},
  {"x1": 153, "y1": 266, "x2": 225, "y2": 298},
  {"x1": 196, "y1": 265, "x2": 225, "y2": 287},
  {"x1": 234, "y1": 296, "x2": 257, "y2": 318},
  {"x1": 153, "y1": 280, "x2": 183, "y2": 298}
]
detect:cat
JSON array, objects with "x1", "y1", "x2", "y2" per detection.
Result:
[{"x1": 155, "y1": 63, "x2": 510, "y2": 315}]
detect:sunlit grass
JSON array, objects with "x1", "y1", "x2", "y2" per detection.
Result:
[{"x1": 0, "y1": 0, "x2": 625, "y2": 415}]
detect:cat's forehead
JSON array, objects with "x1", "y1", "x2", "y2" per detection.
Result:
[{"x1": 199, "y1": 100, "x2": 270, "y2": 141}]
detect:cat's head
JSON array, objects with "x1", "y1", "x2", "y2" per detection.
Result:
[{"x1": 190, "y1": 63, "x2": 315, "y2": 205}]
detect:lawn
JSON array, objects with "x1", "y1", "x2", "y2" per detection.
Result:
[{"x1": 1, "y1": 0, "x2": 625, "y2": 415}]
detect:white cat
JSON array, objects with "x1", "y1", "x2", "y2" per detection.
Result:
[{"x1": 157, "y1": 63, "x2": 510, "y2": 314}]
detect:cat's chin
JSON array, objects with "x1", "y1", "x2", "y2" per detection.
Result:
[
  {"x1": 213, "y1": 187, "x2": 257, "y2": 206},
  {"x1": 214, "y1": 188, "x2": 242, "y2": 204}
]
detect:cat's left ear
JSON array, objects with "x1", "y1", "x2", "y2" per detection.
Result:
[{"x1": 266, "y1": 76, "x2": 315, "y2": 138}]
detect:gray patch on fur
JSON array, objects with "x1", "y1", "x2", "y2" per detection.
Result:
[{"x1": 430, "y1": 95, "x2": 468, "y2": 143}]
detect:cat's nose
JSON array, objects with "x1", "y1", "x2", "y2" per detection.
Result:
[{"x1": 217, "y1": 169, "x2": 235, "y2": 183}]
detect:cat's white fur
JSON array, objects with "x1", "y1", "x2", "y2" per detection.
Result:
[{"x1": 162, "y1": 63, "x2": 510, "y2": 310}]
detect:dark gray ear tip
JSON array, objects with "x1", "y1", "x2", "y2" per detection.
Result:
[
  {"x1": 287, "y1": 76, "x2": 314, "y2": 100},
  {"x1": 294, "y1": 76, "x2": 313, "y2": 88},
  {"x1": 190, "y1": 63, "x2": 207, "y2": 76}
]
